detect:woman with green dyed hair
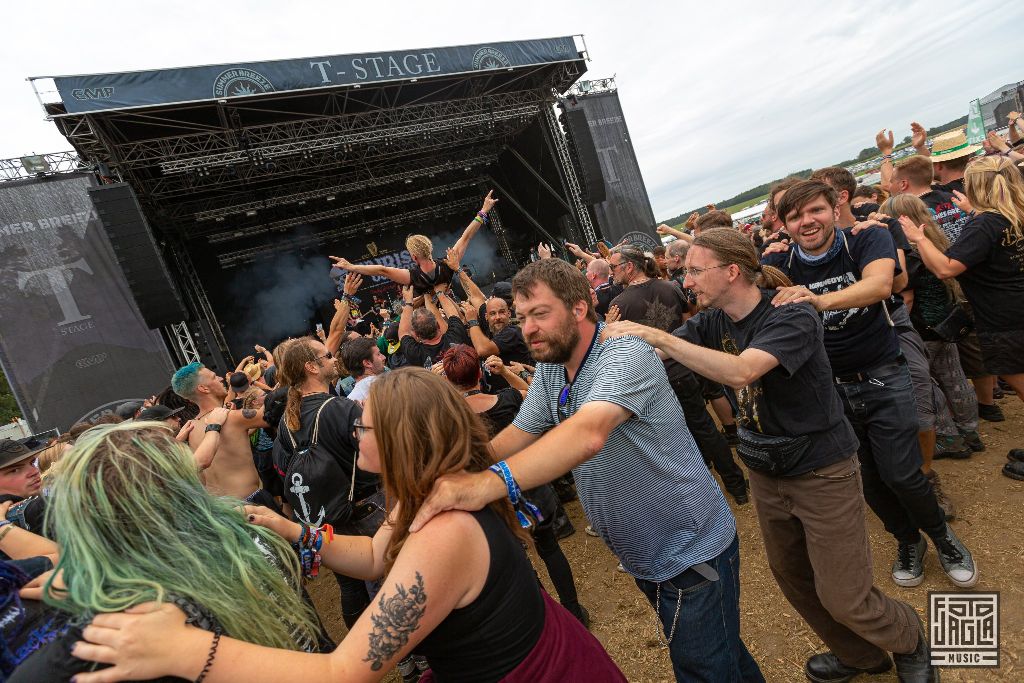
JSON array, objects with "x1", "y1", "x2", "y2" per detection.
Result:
[{"x1": 9, "y1": 422, "x2": 323, "y2": 682}]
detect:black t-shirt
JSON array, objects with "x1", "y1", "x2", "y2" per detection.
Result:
[
  {"x1": 400, "y1": 317, "x2": 471, "y2": 369},
  {"x1": 762, "y1": 228, "x2": 901, "y2": 376},
  {"x1": 920, "y1": 190, "x2": 970, "y2": 244},
  {"x1": 492, "y1": 325, "x2": 533, "y2": 365},
  {"x1": 272, "y1": 393, "x2": 379, "y2": 528},
  {"x1": 675, "y1": 291, "x2": 858, "y2": 475},
  {"x1": 841, "y1": 218, "x2": 909, "y2": 315},
  {"x1": 905, "y1": 250, "x2": 955, "y2": 339},
  {"x1": 851, "y1": 202, "x2": 880, "y2": 221},
  {"x1": 933, "y1": 178, "x2": 965, "y2": 196},
  {"x1": 594, "y1": 280, "x2": 623, "y2": 316},
  {"x1": 408, "y1": 260, "x2": 456, "y2": 297},
  {"x1": 481, "y1": 389, "x2": 524, "y2": 436},
  {"x1": 946, "y1": 212, "x2": 1024, "y2": 332},
  {"x1": 609, "y1": 279, "x2": 687, "y2": 332}
]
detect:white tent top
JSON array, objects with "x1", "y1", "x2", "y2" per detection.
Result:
[{"x1": 731, "y1": 200, "x2": 769, "y2": 222}]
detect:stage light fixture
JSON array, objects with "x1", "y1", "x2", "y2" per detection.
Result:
[{"x1": 20, "y1": 155, "x2": 50, "y2": 174}]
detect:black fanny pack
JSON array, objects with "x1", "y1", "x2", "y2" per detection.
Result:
[
  {"x1": 736, "y1": 427, "x2": 811, "y2": 477},
  {"x1": 930, "y1": 303, "x2": 974, "y2": 343}
]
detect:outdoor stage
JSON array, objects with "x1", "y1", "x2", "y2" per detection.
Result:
[{"x1": 24, "y1": 37, "x2": 599, "y2": 367}]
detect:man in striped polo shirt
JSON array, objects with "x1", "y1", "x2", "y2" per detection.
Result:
[{"x1": 412, "y1": 258, "x2": 763, "y2": 682}]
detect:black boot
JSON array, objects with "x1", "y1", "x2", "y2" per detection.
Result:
[
  {"x1": 805, "y1": 652, "x2": 892, "y2": 682},
  {"x1": 893, "y1": 625, "x2": 939, "y2": 682}
]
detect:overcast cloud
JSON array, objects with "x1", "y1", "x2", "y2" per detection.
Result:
[{"x1": 3, "y1": 0, "x2": 1022, "y2": 220}]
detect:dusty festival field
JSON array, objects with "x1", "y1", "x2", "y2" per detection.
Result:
[{"x1": 308, "y1": 395, "x2": 1024, "y2": 682}]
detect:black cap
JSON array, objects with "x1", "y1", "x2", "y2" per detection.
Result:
[
  {"x1": 114, "y1": 400, "x2": 145, "y2": 419},
  {"x1": 229, "y1": 372, "x2": 250, "y2": 391},
  {"x1": 135, "y1": 405, "x2": 185, "y2": 422},
  {"x1": 0, "y1": 438, "x2": 43, "y2": 469}
]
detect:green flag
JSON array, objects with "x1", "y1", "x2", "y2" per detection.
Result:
[{"x1": 966, "y1": 99, "x2": 985, "y2": 144}]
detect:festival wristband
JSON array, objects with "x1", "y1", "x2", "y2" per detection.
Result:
[{"x1": 488, "y1": 462, "x2": 543, "y2": 528}]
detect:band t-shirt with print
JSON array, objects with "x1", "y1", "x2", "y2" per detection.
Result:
[
  {"x1": 945, "y1": 211, "x2": 1024, "y2": 332},
  {"x1": 675, "y1": 291, "x2": 858, "y2": 475},
  {"x1": 920, "y1": 190, "x2": 970, "y2": 244},
  {"x1": 762, "y1": 228, "x2": 901, "y2": 376},
  {"x1": 609, "y1": 279, "x2": 687, "y2": 332}
]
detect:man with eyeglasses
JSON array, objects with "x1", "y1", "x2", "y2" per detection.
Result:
[
  {"x1": 411, "y1": 258, "x2": 763, "y2": 683},
  {"x1": 609, "y1": 245, "x2": 749, "y2": 505}
]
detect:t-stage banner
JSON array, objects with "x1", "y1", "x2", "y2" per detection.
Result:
[
  {"x1": 51, "y1": 37, "x2": 579, "y2": 114},
  {"x1": 0, "y1": 174, "x2": 173, "y2": 432}
]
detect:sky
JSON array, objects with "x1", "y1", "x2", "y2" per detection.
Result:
[{"x1": 3, "y1": 0, "x2": 1023, "y2": 222}]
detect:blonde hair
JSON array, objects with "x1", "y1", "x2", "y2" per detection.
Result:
[
  {"x1": 965, "y1": 157, "x2": 1024, "y2": 243},
  {"x1": 881, "y1": 195, "x2": 963, "y2": 301},
  {"x1": 405, "y1": 234, "x2": 433, "y2": 260},
  {"x1": 37, "y1": 441, "x2": 71, "y2": 476}
]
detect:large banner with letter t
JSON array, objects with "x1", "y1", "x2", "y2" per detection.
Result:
[{"x1": 0, "y1": 174, "x2": 172, "y2": 432}]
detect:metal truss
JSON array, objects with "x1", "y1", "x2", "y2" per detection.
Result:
[
  {"x1": 167, "y1": 321, "x2": 200, "y2": 364},
  {"x1": 168, "y1": 246, "x2": 232, "y2": 360},
  {"x1": 142, "y1": 118, "x2": 521, "y2": 201},
  {"x1": 218, "y1": 196, "x2": 480, "y2": 267},
  {"x1": 108, "y1": 91, "x2": 542, "y2": 171},
  {"x1": 487, "y1": 206, "x2": 516, "y2": 269},
  {"x1": 0, "y1": 151, "x2": 91, "y2": 181},
  {"x1": 207, "y1": 178, "x2": 481, "y2": 243},
  {"x1": 542, "y1": 104, "x2": 597, "y2": 246},
  {"x1": 181, "y1": 146, "x2": 499, "y2": 223}
]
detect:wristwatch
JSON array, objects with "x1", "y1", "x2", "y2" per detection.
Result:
[{"x1": 205, "y1": 423, "x2": 223, "y2": 433}]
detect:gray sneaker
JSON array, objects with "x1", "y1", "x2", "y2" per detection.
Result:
[
  {"x1": 934, "y1": 525, "x2": 978, "y2": 588},
  {"x1": 892, "y1": 536, "x2": 927, "y2": 587}
]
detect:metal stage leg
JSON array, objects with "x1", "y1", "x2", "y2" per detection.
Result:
[
  {"x1": 164, "y1": 321, "x2": 200, "y2": 366},
  {"x1": 168, "y1": 245, "x2": 234, "y2": 368},
  {"x1": 541, "y1": 104, "x2": 598, "y2": 247},
  {"x1": 485, "y1": 178, "x2": 565, "y2": 253}
]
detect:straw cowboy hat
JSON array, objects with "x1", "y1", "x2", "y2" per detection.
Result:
[{"x1": 929, "y1": 129, "x2": 982, "y2": 163}]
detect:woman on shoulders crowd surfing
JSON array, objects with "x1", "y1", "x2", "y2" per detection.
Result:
[{"x1": 5, "y1": 114, "x2": 1023, "y2": 683}]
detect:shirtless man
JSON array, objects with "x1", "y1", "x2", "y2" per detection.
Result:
[{"x1": 170, "y1": 362, "x2": 274, "y2": 507}]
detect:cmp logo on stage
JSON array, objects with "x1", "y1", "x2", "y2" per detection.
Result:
[
  {"x1": 471, "y1": 47, "x2": 512, "y2": 70},
  {"x1": 212, "y1": 68, "x2": 275, "y2": 98}
]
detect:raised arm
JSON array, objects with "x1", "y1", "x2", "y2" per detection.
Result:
[
  {"x1": 461, "y1": 302, "x2": 500, "y2": 358},
  {"x1": 656, "y1": 224, "x2": 693, "y2": 243},
  {"x1": 876, "y1": 128, "x2": 895, "y2": 192},
  {"x1": 423, "y1": 291, "x2": 448, "y2": 337},
  {"x1": 458, "y1": 269, "x2": 487, "y2": 308},
  {"x1": 899, "y1": 217, "x2": 967, "y2": 280},
  {"x1": 910, "y1": 121, "x2": 930, "y2": 157},
  {"x1": 564, "y1": 242, "x2": 596, "y2": 263},
  {"x1": 326, "y1": 273, "x2": 361, "y2": 355},
  {"x1": 330, "y1": 256, "x2": 412, "y2": 286},
  {"x1": 398, "y1": 286, "x2": 416, "y2": 340},
  {"x1": 450, "y1": 191, "x2": 498, "y2": 262}
]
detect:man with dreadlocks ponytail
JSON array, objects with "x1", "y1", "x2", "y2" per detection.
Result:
[
  {"x1": 603, "y1": 227, "x2": 939, "y2": 683},
  {"x1": 272, "y1": 336, "x2": 384, "y2": 632},
  {"x1": 9, "y1": 422, "x2": 324, "y2": 682}
]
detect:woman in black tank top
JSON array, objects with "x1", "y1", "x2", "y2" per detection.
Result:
[{"x1": 70, "y1": 367, "x2": 623, "y2": 683}]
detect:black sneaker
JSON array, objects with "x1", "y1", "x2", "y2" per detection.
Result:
[
  {"x1": 1002, "y1": 460, "x2": 1024, "y2": 481},
  {"x1": 893, "y1": 624, "x2": 939, "y2": 682},
  {"x1": 891, "y1": 536, "x2": 926, "y2": 587},
  {"x1": 978, "y1": 403, "x2": 1005, "y2": 422},
  {"x1": 804, "y1": 652, "x2": 892, "y2": 682},
  {"x1": 1007, "y1": 448, "x2": 1024, "y2": 463},
  {"x1": 960, "y1": 430, "x2": 985, "y2": 452},
  {"x1": 398, "y1": 656, "x2": 422, "y2": 683},
  {"x1": 727, "y1": 480, "x2": 750, "y2": 506},
  {"x1": 553, "y1": 511, "x2": 576, "y2": 540},
  {"x1": 933, "y1": 435, "x2": 971, "y2": 460},
  {"x1": 934, "y1": 525, "x2": 978, "y2": 588}
]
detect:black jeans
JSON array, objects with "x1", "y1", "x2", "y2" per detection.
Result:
[
  {"x1": 527, "y1": 484, "x2": 584, "y2": 620},
  {"x1": 834, "y1": 362, "x2": 947, "y2": 545},
  {"x1": 665, "y1": 360, "x2": 747, "y2": 495}
]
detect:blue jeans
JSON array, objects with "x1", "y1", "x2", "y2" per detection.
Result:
[
  {"x1": 833, "y1": 362, "x2": 946, "y2": 545},
  {"x1": 635, "y1": 534, "x2": 764, "y2": 682}
]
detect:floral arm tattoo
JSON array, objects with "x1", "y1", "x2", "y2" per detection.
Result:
[{"x1": 363, "y1": 571, "x2": 428, "y2": 671}]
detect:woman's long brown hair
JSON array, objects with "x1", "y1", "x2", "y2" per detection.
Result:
[{"x1": 366, "y1": 367, "x2": 526, "y2": 574}]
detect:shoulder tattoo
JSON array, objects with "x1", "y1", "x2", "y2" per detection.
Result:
[
  {"x1": 363, "y1": 571, "x2": 428, "y2": 671},
  {"x1": 241, "y1": 409, "x2": 258, "y2": 419}
]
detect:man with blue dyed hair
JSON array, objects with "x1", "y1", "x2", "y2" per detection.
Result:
[{"x1": 172, "y1": 363, "x2": 272, "y2": 506}]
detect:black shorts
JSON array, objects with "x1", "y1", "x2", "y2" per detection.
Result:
[
  {"x1": 977, "y1": 329, "x2": 1024, "y2": 376},
  {"x1": 956, "y1": 332, "x2": 988, "y2": 379}
]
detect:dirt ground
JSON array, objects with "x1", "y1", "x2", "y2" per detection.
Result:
[{"x1": 307, "y1": 393, "x2": 1024, "y2": 682}]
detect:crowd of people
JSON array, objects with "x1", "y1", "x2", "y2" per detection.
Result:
[{"x1": 1, "y1": 114, "x2": 1022, "y2": 683}]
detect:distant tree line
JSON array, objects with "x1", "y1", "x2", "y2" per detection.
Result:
[
  {"x1": 661, "y1": 115, "x2": 969, "y2": 225},
  {"x1": 0, "y1": 372, "x2": 20, "y2": 423}
]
